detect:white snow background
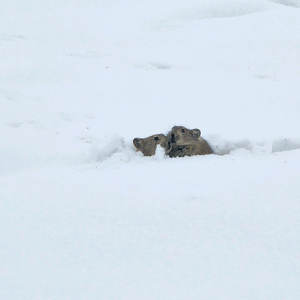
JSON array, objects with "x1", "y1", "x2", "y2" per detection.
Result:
[{"x1": 1, "y1": 0, "x2": 300, "y2": 299}]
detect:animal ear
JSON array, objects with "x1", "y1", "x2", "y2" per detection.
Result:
[
  {"x1": 133, "y1": 138, "x2": 143, "y2": 149},
  {"x1": 192, "y1": 129, "x2": 201, "y2": 138}
]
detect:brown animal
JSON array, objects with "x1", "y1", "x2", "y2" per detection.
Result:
[
  {"x1": 133, "y1": 134, "x2": 168, "y2": 156},
  {"x1": 166, "y1": 126, "x2": 213, "y2": 157}
]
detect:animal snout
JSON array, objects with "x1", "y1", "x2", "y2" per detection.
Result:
[{"x1": 171, "y1": 133, "x2": 176, "y2": 143}]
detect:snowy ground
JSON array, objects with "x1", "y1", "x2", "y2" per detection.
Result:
[{"x1": 1, "y1": 0, "x2": 300, "y2": 299}]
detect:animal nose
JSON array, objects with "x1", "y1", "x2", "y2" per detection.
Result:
[{"x1": 171, "y1": 133, "x2": 175, "y2": 143}]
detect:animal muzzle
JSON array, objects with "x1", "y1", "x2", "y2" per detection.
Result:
[
  {"x1": 170, "y1": 133, "x2": 176, "y2": 143},
  {"x1": 165, "y1": 133, "x2": 177, "y2": 154}
]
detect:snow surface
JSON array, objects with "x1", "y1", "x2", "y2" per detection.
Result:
[{"x1": 1, "y1": 0, "x2": 300, "y2": 299}]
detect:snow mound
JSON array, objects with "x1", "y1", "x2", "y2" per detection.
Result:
[
  {"x1": 272, "y1": 138, "x2": 300, "y2": 152},
  {"x1": 209, "y1": 135, "x2": 300, "y2": 156},
  {"x1": 89, "y1": 134, "x2": 126, "y2": 163},
  {"x1": 270, "y1": 0, "x2": 300, "y2": 7},
  {"x1": 88, "y1": 135, "x2": 170, "y2": 169},
  {"x1": 152, "y1": 0, "x2": 279, "y2": 28},
  {"x1": 154, "y1": 145, "x2": 167, "y2": 160},
  {"x1": 88, "y1": 134, "x2": 300, "y2": 168}
]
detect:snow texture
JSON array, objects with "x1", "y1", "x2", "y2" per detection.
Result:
[{"x1": 1, "y1": 0, "x2": 300, "y2": 299}]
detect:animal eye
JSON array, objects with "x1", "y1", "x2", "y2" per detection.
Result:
[
  {"x1": 154, "y1": 137, "x2": 159, "y2": 141},
  {"x1": 181, "y1": 129, "x2": 185, "y2": 132}
]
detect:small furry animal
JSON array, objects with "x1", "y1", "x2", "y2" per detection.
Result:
[
  {"x1": 133, "y1": 134, "x2": 168, "y2": 156},
  {"x1": 166, "y1": 126, "x2": 213, "y2": 157}
]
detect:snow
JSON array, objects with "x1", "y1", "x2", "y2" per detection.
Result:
[{"x1": 1, "y1": 0, "x2": 300, "y2": 299}]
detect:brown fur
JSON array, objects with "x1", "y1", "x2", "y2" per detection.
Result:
[
  {"x1": 133, "y1": 134, "x2": 168, "y2": 156},
  {"x1": 166, "y1": 126, "x2": 213, "y2": 157}
]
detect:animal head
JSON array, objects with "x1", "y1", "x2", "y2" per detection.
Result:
[
  {"x1": 133, "y1": 134, "x2": 168, "y2": 156},
  {"x1": 167, "y1": 126, "x2": 201, "y2": 146}
]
